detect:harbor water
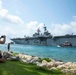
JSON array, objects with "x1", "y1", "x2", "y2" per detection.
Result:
[{"x1": 0, "y1": 44, "x2": 76, "y2": 62}]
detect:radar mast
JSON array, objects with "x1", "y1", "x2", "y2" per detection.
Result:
[{"x1": 43, "y1": 24, "x2": 47, "y2": 32}]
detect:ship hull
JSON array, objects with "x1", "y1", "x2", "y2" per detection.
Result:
[{"x1": 11, "y1": 35, "x2": 76, "y2": 47}]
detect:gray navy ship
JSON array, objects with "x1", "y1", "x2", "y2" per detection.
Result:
[{"x1": 11, "y1": 25, "x2": 76, "y2": 47}]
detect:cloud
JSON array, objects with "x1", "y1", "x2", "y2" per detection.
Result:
[
  {"x1": 1, "y1": 0, "x2": 76, "y2": 43},
  {"x1": 0, "y1": 21, "x2": 44, "y2": 42},
  {"x1": 0, "y1": 20, "x2": 76, "y2": 43},
  {"x1": 49, "y1": 21, "x2": 76, "y2": 36},
  {"x1": 23, "y1": 20, "x2": 76, "y2": 37},
  {"x1": 25, "y1": 21, "x2": 44, "y2": 30},
  {"x1": 0, "y1": 0, "x2": 24, "y2": 25},
  {"x1": 0, "y1": 0, "x2": 2, "y2": 8},
  {"x1": 4, "y1": 14, "x2": 24, "y2": 25},
  {"x1": 21, "y1": 21, "x2": 44, "y2": 36},
  {"x1": 20, "y1": 20, "x2": 76, "y2": 39}
]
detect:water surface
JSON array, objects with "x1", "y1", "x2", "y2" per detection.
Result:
[{"x1": 0, "y1": 44, "x2": 76, "y2": 62}]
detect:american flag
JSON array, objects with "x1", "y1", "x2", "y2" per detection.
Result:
[{"x1": 37, "y1": 28, "x2": 41, "y2": 33}]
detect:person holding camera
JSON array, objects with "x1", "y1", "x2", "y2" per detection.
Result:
[
  {"x1": 0, "y1": 35, "x2": 6, "y2": 63},
  {"x1": 0, "y1": 35, "x2": 6, "y2": 44}
]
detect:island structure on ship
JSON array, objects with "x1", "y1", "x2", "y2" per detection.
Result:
[{"x1": 11, "y1": 25, "x2": 76, "y2": 47}]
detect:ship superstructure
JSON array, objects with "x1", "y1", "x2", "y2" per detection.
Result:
[{"x1": 11, "y1": 25, "x2": 76, "y2": 47}]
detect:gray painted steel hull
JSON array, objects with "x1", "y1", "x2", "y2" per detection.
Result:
[{"x1": 11, "y1": 35, "x2": 76, "y2": 47}]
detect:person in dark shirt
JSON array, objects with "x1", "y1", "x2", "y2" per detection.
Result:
[
  {"x1": 0, "y1": 35, "x2": 6, "y2": 63},
  {"x1": 8, "y1": 43, "x2": 10, "y2": 51}
]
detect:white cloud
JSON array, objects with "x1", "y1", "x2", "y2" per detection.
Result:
[
  {"x1": 49, "y1": 21, "x2": 76, "y2": 36},
  {"x1": 25, "y1": 21, "x2": 44, "y2": 30},
  {"x1": 21, "y1": 21, "x2": 44, "y2": 36},
  {"x1": 0, "y1": 0, "x2": 2, "y2": 7},
  {"x1": 0, "y1": 21, "x2": 44, "y2": 43},
  {"x1": 20, "y1": 20, "x2": 76, "y2": 38},
  {"x1": 0, "y1": 20, "x2": 76, "y2": 43},
  {"x1": 0, "y1": 0, "x2": 24, "y2": 25},
  {"x1": 5, "y1": 14, "x2": 24, "y2": 25},
  {"x1": 0, "y1": 0, "x2": 76, "y2": 43}
]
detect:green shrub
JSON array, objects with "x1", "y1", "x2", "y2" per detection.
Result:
[
  {"x1": 39, "y1": 58, "x2": 51, "y2": 62},
  {"x1": 23, "y1": 57, "x2": 26, "y2": 60},
  {"x1": 13, "y1": 52, "x2": 19, "y2": 56}
]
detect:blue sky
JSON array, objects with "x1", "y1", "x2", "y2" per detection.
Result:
[
  {"x1": 2, "y1": 0, "x2": 76, "y2": 23},
  {"x1": 0, "y1": 0, "x2": 76, "y2": 42}
]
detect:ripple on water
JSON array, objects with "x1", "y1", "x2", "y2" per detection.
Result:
[{"x1": 0, "y1": 44, "x2": 76, "y2": 62}]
